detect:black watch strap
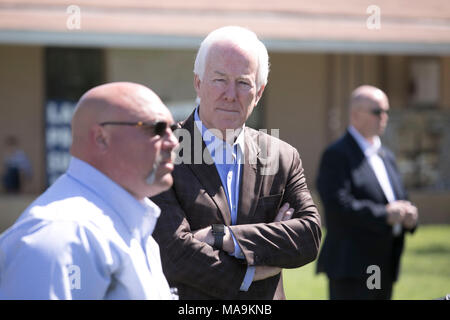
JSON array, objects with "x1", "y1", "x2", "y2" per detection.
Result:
[{"x1": 211, "y1": 224, "x2": 225, "y2": 249}]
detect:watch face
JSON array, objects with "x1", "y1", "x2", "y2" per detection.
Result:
[{"x1": 212, "y1": 224, "x2": 225, "y2": 234}]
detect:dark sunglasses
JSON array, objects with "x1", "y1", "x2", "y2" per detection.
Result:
[
  {"x1": 99, "y1": 121, "x2": 178, "y2": 136},
  {"x1": 369, "y1": 108, "x2": 389, "y2": 116}
]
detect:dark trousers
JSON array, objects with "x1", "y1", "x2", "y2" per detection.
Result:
[{"x1": 329, "y1": 278, "x2": 393, "y2": 300}]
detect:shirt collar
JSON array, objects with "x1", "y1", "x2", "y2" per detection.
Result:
[
  {"x1": 66, "y1": 156, "x2": 160, "y2": 239},
  {"x1": 348, "y1": 125, "x2": 381, "y2": 157},
  {"x1": 194, "y1": 106, "x2": 245, "y2": 163}
]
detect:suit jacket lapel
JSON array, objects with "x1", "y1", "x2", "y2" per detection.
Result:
[
  {"x1": 236, "y1": 128, "x2": 264, "y2": 225},
  {"x1": 181, "y1": 112, "x2": 232, "y2": 225}
]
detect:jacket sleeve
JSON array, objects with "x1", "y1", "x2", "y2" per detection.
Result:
[
  {"x1": 316, "y1": 146, "x2": 391, "y2": 234},
  {"x1": 229, "y1": 147, "x2": 322, "y2": 269},
  {"x1": 152, "y1": 187, "x2": 247, "y2": 299}
]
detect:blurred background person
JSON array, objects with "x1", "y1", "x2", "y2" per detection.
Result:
[
  {"x1": 316, "y1": 85, "x2": 419, "y2": 300},
  {"x1": 2, "y1": 135, "x2": 32, "y2": 194}
]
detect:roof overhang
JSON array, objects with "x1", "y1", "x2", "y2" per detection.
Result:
[{"x1": 1, "y1": 0, "x2": 450, "y2": 55}]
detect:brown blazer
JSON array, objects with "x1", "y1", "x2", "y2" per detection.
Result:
[{"x1": 152, "y1": 111, "x2": 322, "y2": 299}]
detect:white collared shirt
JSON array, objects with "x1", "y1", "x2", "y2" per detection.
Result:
[
  {"x1": 0, "y1": 157, "x2": 172, "y2": 299},
  {"x1": 348, "y1": 126, "x2": 396, "y2": 205}
]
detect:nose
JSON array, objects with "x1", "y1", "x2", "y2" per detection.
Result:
[
  {"x1": 223, "y1": 82, "x2": 237, "y2": 102},
  {"x1": 163, "y1": 127, "x2": 179, "y2": 151}
]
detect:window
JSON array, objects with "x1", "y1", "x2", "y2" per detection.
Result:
[{"x1": 44, "y1": 48, "x2": 104, "y2": 185}]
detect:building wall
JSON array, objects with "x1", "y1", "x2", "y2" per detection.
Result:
[
  {"x1": 265, "y1": 52, "x2": 328, "y2": 186},
  {"x1": 441, "y1": 57, "x2": 450, "y2": 109},
  {"x1": 0, "y1": 45, "x2": 45, "y2": 194},
  {"x1": 105, "y1": 48, "x2": 197, "y2": 105}
]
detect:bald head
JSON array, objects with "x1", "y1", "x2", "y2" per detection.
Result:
[
  {"x1": 69, "y1": 82, "x2": 178, "y2": 199},
  {"x1": 350, "y1": 85, "x2": 388, "y2": 112},
  {"x1": 349, "y1": 85, "x2": 390, "y2": 141},
  {"x1": 70, "y1": 82, "x2": 164, "y2": 161}
]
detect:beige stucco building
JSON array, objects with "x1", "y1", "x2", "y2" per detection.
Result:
[{"x1": 1, "y1": 1, "x2": 449, "y2": 230}]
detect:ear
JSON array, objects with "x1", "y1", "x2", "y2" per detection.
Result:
[
  {"x1": 92, "y1": 125, "x2": 109, "y2": 152},
  {"x1": 254, "y1": 84, "x2": 266, "y2": 106},
  {"x1": 193, "y1": 74, "x2": 202, "y2": 95},
  {"x1": 349, "y1": 107, "x2": 359, "y2": 122}
]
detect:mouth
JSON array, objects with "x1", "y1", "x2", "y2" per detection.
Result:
[
  {"x1": 216, "y1": 108, "x2": 239, "y2": 114},
  {"x1": 145, "y1": 150, "x2": 175, "y2": 185},
  {"x1": 160, "y1": 160, "x2": 174, "y2": 171},
  {"x1": 159, "y1": 151, "x2": 175, "y2": 171},
  {"x1": 151, "y1": 153, "x2": 174, "y2": 175}
]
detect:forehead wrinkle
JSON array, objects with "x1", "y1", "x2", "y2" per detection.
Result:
[{"x1": 213, "y1": 70, "x2": 254, "y2": 80}]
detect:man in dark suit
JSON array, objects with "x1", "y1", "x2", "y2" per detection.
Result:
[
  {"x1": 151, "y1": 26, "x2": 322, "y2": 300},
  {"x1": 316, "y1": 85, "x2": 418, "y2": 300}
]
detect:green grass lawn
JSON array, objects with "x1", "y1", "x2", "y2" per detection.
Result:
[{"x1": 283, "y1": 224, "x2": 450, "y2": 300}]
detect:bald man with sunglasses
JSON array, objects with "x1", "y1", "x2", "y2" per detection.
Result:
[
  {"x1": 316, "y1": 85, "x2": 418, "y2": 300},
  {"x1": 0, "y1": 82, "x2": 179, "y2": 299}
]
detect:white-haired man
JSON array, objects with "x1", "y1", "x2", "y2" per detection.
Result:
[{"x1": 151, "y1": 26, "x2": 322, "y2": 299}]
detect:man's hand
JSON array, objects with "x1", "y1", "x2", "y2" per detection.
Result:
[
  {"x1": 402, "y1": 202, "x2": 418, "y2": 229},
  {"x1": 253, "y1": 265, "x2": 282, "y2": 281},
  {"x1": 192, "y1": 202, "x2": 295, "y2": 255},
  {"x1": 386, "y1": 201, "x2": 407, "y2": 225},
  {"x1": 192, "y1": 226, "x2": 234, "y2": 254},
  {"x1": 386, "y1": 200, "x2": 418, "y2": 229},
  {"x1": 274, "y1": 202, "x2": 294, "y2": 222},
  {"x1": 254, "y1": 202, "x2": 294, "y2": 281}
]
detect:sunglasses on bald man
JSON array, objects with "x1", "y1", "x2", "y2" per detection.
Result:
[
  {"x1": 369, "y1": 108, "x2": 389, "y2": 116},
  {"x1": 99, "y1": 121, "x2": 178, "y2": 136}
]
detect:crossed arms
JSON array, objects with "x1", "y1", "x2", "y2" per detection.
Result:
[{"x1": 152, "y1": 148, "x2": 322, "y2": 298}]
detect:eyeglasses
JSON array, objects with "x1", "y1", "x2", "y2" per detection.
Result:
[
  {"x1": 369, "y1": 108, "x2": 389, "y2": 116},
  {"x1": 99, "y1": 121, "x2": 178, "y2": 136}
]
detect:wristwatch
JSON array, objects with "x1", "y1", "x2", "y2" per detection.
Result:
[{"x1": 211, "y1": 224, "x2": 225, "y2": 249}]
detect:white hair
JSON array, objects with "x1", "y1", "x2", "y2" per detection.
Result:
[{"x1": 193, "y1": 26, "x2": 269, "y2": 91}]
